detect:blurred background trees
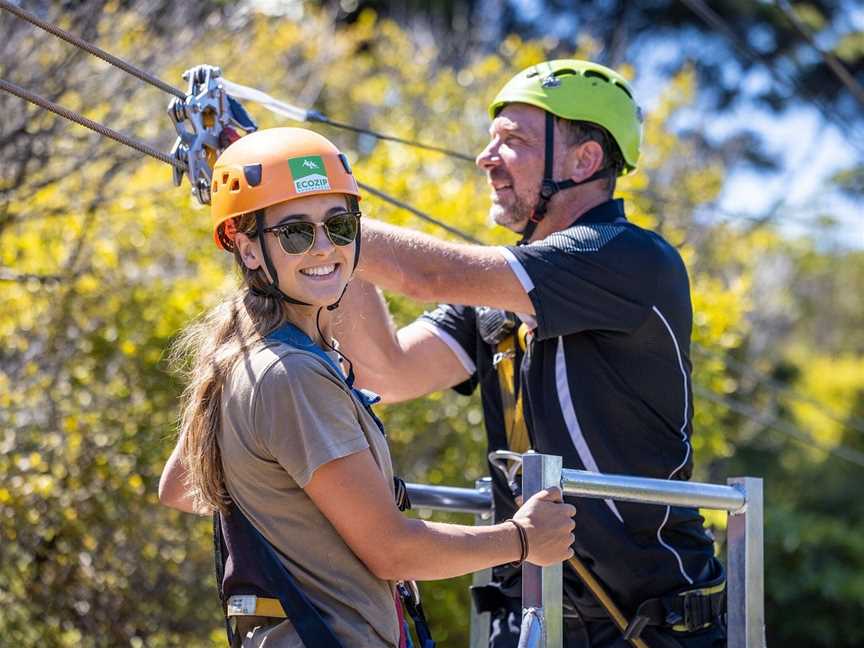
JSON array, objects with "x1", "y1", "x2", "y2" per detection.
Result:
[{"x1": 1, "y1": 1, "x2": 861, "y2": 646}]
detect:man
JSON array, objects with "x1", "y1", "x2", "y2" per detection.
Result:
[{"x1": 337, "y1": 60, "x2": 726, "y2": 647}]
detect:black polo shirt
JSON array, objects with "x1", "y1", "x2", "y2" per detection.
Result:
[{"x1": 418, "y1": 199, "x2": 719, "y2": 618}]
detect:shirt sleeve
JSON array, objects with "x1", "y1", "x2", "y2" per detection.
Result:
[
  {"x1": 500, "y1": 224, "x2": 654, "y2": 340},
  {"x1": 417, "y1": 304, "x2": 478, "y2": 395},
  {"x1": 252, "y1": 352, "x2": 370, "y2": 487}
]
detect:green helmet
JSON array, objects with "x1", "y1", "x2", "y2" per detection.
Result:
[{"x1": 489, "y1": 59, "x2": 642, "y2": 175}]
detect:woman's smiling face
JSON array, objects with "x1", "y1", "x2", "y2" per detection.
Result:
[{"x1": 237, "y1": 193, "x2": 357, "y2": 308}]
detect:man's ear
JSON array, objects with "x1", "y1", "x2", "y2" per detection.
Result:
[
  {"x1": 234, "y1": 233, "x2": 262, "y2": 271},
  {"x1": 566, "y1": 140, "x2": 605, "y2": 182}
]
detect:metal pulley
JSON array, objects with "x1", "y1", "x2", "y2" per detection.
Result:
[{"x1": 168, "y1": 64, "x2": 258, "y2": 204}]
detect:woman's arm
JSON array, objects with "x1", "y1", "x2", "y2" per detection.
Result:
[
  {"x1": 158, "y1": 435, "x2": 209, "y2": 515},
  {"x1": 304, "y1": 450, "x2": 575, "y2": 582}
]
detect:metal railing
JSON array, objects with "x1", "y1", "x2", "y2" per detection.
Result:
[{"x1": 405, "y1": 451, "x2": 765, "y2": 648}]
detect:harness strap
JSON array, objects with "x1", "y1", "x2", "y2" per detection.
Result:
[
  {"x1": 493, "y1": 323, "x2": 531, "y2": 454},
  {"x1": 397, "y1": 581, "x2": 436, "y2": 648},
  {"x1": 215, "y1": 322, "x2": 431, "y2": 647},
  {"x1": 624, "y1": 579, "x2": 726, "y2": 640},
  {"x1": 254, "y1": 210, "x2": 313, "y2": 307},
  {"x1": 518, "y1": 111, "x2": 615, "y2": 245},
  {"x1": 215, "y1": 505, "x2": 344, "y2": 647}
]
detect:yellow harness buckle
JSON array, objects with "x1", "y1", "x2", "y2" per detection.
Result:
[{"x1": 226, "y1": 595, "x2": 287, "y2": 618}]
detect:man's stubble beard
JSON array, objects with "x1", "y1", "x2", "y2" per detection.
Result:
[{"x1": 488, "y1": 192, "x2": 535, "y2": 234}]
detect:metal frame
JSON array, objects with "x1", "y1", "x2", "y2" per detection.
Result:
[{"x1": 405, "y1": 457, "x2": 765, "y2": 648}]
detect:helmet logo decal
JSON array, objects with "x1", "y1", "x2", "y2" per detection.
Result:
[
  {"x1": 289, "y1": 155, "x2": 331, "y2": 193},
  {"x1": 541, "y1": 74, "x2": 561, "y2": 88}
]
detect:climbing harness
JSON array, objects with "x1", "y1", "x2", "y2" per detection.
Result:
[
  {"x1": 215, "y1": 321, "x2": 434, "y2": 648},
  {"x1": 214, "y1": 502, "x2": 343, "y2": 648},
  {"x1": 484, "y1": 451, "x2": 651, "y2": 648},
  {"x1": 493, "y1": 321, "x2": 532, "y2": 455},
  {"x1": 477, "y1": 305, "x2": 532, "y2": 460},
  {"x1": 625, "y1": 575, "x2": 726, "y2": 641},
  {"x1": 213, "y1": 323, "x2": 435, "y2": 648}
]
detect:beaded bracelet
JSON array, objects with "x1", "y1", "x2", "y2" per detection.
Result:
[{"x1": 505, "y1": 518, "x2": 529, "y2": 567}]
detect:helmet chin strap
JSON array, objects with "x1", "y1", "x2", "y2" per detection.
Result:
[
  {"x1": 325, "y1": 218, "x2": 362, "y2": 311},
  {"x1": 517, "y1": 112, "x2": 612, "y2": 246},
  {"x1": 250, "y1": 210, "x2": 362, "y2": 311},
  {"x1": 252, "y1": 210, "x2": 313, "y2": 306}
]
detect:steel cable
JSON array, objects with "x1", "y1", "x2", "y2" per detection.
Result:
[
  {"x1": 693, "y1": 342, "x2": 864, "y2": 437},
  {"x1": 0, "y1": 0, "x2": 186, "y2": 99},
  {"x1": 311, "y1": 114, "x2": 476, "y2": 162},
  {"x1": 679, "y1": 0, "x2": 864, "y2": 155},
  {"x1": 0, "y1": 0, "x2": 475, "y2": 164},
  {"x1": 0, "y1": 78, "x2": 186, "y2": 170},
  {"x1": 221, "y1": 78, "x2": 476, "y2": 162},
  {"x1": 3, "y1": 4, "x2": 859, "y2": 469},
  {"x1": 694, "y1": 385, "x2": 864, "y2": 468},
  {"x1": 357, "y1": 182, "x2": 482, "y2": 244}
]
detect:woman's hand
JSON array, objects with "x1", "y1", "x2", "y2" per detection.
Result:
[{"x1": 512, "y1": 487, "x2": 576, "y2": 566}]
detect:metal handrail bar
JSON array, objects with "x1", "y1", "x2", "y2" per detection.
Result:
[
  {"x1": 406, "y1": 464, "x2": 764, "y2": 648},
  {"x1": 406, "y1": 472, "x2": 746, "y2": 515},
  {"x1": 561, "y1": 468, "x2": 746, "y2": 512},
  {"x1": 406, "y1": 482, "x2": 492, "y2": 515}
]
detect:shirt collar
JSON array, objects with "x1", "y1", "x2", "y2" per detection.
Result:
[{"x1": 568, "y1": 198, "x2": 627, "y2": 226}]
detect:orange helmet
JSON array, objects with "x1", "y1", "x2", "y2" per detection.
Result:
[{"x1": 210, "y1": 127, "x2": 361, "y2": 250}]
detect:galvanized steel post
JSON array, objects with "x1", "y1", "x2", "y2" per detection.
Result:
[
  {"x1": 470, "y1": 477, "x2": 493, "y2": 648},
  {"x1": 727, "y1": 477, "x2": 766, "y2": 648},
  {"x1": 520, "y1": 452, "x2": 563, "y2": 648}
]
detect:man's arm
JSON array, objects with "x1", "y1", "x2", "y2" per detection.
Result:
[
  {"x1": 356, "y1": 219, "x2": 534, "y2": 314},
  {"x1": 335, "y1": 278, "x2": 472, "y2": 403}
]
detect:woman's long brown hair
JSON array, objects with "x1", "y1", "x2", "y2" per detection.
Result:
[{"x1": 170, "y1": 212, "x2": 285, "y2": 513}]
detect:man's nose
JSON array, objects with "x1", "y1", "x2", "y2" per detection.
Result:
[{"x1": 476, "y1": 139, "x2": 499, "y2": 170}]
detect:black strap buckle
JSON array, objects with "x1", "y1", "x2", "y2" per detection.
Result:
[
  {"x1": 680, "y1": 588, "x2": 714, "y2": 631},
  {"x1": 628, "y1": 579, "x2": 726, "y2": 639},
  {"x1": 394, "y1": 476, "x2": 411, "y2": 512},
  {"x1": 539, "y1": 178, "x2": 560, "y2": 200},
  {"x1": 469, "y1": 584, "x2": 511, "y2": 615}
]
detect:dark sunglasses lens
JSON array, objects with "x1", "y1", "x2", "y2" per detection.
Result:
[
  {"x1": 276, "y1": 222, "x2": 315, "y2": 254},
  {"x1": 325, "y1": 213, "x2": 359, "y2": 246}
]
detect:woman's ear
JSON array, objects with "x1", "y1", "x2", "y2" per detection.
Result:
[{"x1": 234, "y1": 233, "x2": 262, "y2": 270}]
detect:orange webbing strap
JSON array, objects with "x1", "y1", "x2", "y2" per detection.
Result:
[
  {"x1": 494, "y1": 323, "x2": 532, "y2": 454},
  {"x1": 566, "y1": 557, "x2": 651, "y2": 648},
  {"x1": 493, "y1": 324, "x2": 651, "y2": 648}
]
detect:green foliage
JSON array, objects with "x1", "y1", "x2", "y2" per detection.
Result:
[{"x1": 1, "y1": 3, "x2": 862, "y2": 647}]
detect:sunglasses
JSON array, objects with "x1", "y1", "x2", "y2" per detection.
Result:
[{"x1": 260, "y1": 210, "x2": 361, "y2": 255}]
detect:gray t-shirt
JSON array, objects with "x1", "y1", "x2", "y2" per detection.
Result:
[{"x1": 219, "y1": 339, "x2": 400, "y2": 647}]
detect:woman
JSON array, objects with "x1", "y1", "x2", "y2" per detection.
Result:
[{"x1": 159, "y1": 127, "x2": 575, "y2": 647}]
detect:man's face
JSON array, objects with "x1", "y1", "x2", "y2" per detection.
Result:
[{"x1": 475, "y1": 103, "x2": 548, "y2": 232}]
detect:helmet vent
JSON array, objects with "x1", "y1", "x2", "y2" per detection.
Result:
[
  {"x1": 230, "y1": 178, "x2": 240, "y2": 192},
  {"x1": 613, "y1": 82, "x2": 634, "y2": 100},
  {"x1": 583, "y1": 70, "x2": 610, "y2": 82},
  {"x1": 212, "y1": 180, "x2": 218, "y2": 193},
  {"x1": 222, "y1": 172, "x2": 229, "y2": 184},
  {"x1": 338, "y1": 153, "x2": 353, "y2": 175}
]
